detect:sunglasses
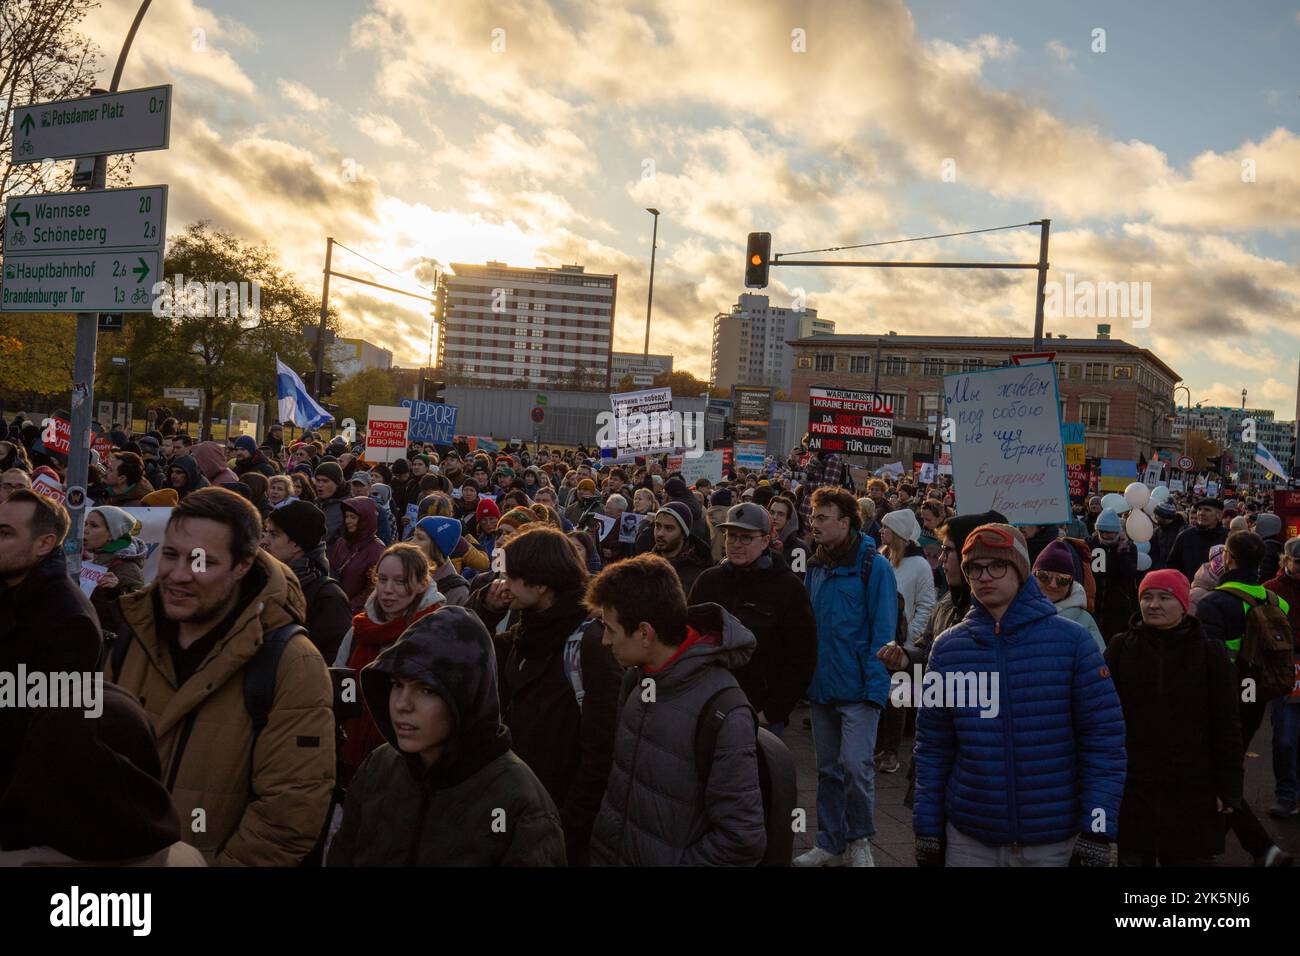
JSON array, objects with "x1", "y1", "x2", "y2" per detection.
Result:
[{"x1": 1034, "y1": 570, "x2": 1074, "y2": 589}]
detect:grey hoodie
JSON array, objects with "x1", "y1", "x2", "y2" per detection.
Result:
[{"x1": 589, "y1": 603, "x2": 766, "y2": 866}]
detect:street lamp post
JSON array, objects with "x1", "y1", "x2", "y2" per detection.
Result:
[
  {"x1": 644, "y1": 208, "x2": 659, "y2": 359},
  {"x1": 1174, "y1": 384, "x2": 1191, "y2": 459}
]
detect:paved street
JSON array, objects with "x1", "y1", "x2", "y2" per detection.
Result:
[{"x1": 785, "y1": 703, "x2": 1300, "y2": 866}]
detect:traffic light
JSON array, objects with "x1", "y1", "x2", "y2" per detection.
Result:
[
  {"x1": 317, "y1": 371, "x2": 336, "y2": 397},
  {"x1": 422, "y1": 379, "x2": 447, "y2": 402},
  {"x1": 745, "y1": 232, "x2": 771, "y2": 289}
]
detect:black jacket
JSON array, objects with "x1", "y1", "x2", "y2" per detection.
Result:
[
  {"x1": 495, "y1": 590, "x2": 621, "y2": 863},
  {"x1": 1105, "y1": 614, "x2": 1243, "y2": 858},
  {"x1": 1088, "y1": 532, "x2": 1139, "y2": 644},
  {"x1": 1151, "y1": 514, "x2": 1186, "y2": 571},
  {"x1": 1167, "y1": 524, "x2": 1229, "y2": 582},
  {"x1": 0, "y1": 552, "x2": 103, "y2": 796},
  {"x1": 688, "y1": 551, "x2": 817, "y2": 725},
  {"x1": 288, "y1": 548, "x2": 352, "y2": 663},
  {"x1": 658, "y1": 534, "x2": 715, "y2": 596}
]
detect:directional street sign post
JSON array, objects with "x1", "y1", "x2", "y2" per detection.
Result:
[
  {"x1": 10, "y1": 85, "x2": 172, "y2": 164},
  {"x1": 5, "y1": 80, "x2": 173, "y2": 576},
  {"x1": 2, "y1": 251, "x2": 160, "y2": 312},
  {"x1": 4, "y1": 185, "x2": 167, "y2": 254}
]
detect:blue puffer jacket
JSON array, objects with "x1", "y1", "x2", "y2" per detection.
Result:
[
  {"x1": 913, "y1": 576, "x2": 1126, "y2": 846},
  {"x1": 805, "y1": 532, "x2": 898, "y2": 707}
]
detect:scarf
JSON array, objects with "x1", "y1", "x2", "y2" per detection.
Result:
[{"x1": 814, "y1": 529, "x2": 861, "y2": 568}]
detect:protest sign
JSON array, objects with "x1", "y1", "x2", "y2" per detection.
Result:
[
  {"x1": 79, "y1": 562, "x2": 110, "y2": 597},
  {"x1": 31, "y1": 471, "x2": 66, "y2": 505},
  {"x1": 918, "y1": 462, "x2": 937, "y2": 484},
  {"x1": 122, "y1": 507, "x2": 172, "y2": 582},
  {"x1": 665, "y1": 450, "x2": 724, "y2": 485},
  {"x1": 807, "y1": 387, "x2": 893, "y2": 457},
  {"x1": 1067, "y1": 462, "x2": 1088, "y2": 500},
  {"x1": 733, "y1": 386, "x2": 772, "y2": 444},
  {"x1": 1099, "y1": 458, "x2": 1137, "y2": 493},
  {"x1": 944, "y1": 363, "x2": 1069, "y2": 524},
  {"x1": 401, "y1": 399, "x2": 458, "y2": 445},
  {"x1": 364, "y1": 405, "x2": 411, "y2": 464},
  {"x1": 404, "y1": 503, "x2": 419, "y2": 540},
  {"x1": 735, "y1": 442, "x2": 766, "y2": 470},
  {"x1": 619, "y1": 512, "x2": 645, "y2": 543},
  {"x1": 611, "y1": 386, "x2": 675, "y2": 457}
]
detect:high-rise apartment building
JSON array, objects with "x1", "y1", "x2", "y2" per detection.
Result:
[{"x1": 711, "y1": 293, "x2": 834, "y2": 394}]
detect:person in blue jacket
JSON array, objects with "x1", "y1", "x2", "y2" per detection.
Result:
[
  {"x1": 913, "y1": 523, "x2": 1127, "y2": 867},
  {"x1": 794, "y1": 486, "x2": 898, "y2": 868}
]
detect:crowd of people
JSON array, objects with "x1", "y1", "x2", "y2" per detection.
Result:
[{"x1": 0, "y1": 411, "x2": 1297, "y2": 868}]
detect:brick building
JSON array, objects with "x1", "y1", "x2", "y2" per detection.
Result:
[{"x1": 788, "y1": 330, "x2": 1181, "y2": 462}]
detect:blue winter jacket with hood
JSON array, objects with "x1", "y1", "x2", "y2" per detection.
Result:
[
  {"x1": 804, "y1": 531, "x2": 898, "y2": 706},
  {"x1": 913, "y1": 575, "x2": 1127, "y2": 846}
]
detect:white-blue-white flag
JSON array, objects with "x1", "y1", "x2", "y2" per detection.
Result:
[
  {"x1": 1255, "y1": 442, "x2": 1287, "y2": 479},
  {"x1": 276, "y1": 355, "x2": 333, "y2": 428}
]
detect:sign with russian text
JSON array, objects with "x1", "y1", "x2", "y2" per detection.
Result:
[
  {"x1": 665, "y1": 450, "x2": 725, "y2": 485},
  {"x1": 364, "y1": 405, "x2": 410, "y2": 464},
  {"x1": 733, "y1": 386, "x2": 772, "y2": 444},
  {"x1": 807, "y1": 386, "x2": 893, "y2": 458},
  {"x1": 944, "y1": 363, "x2": 1069, "y2": 524},
  {"x1": 611, "y1": 386, "x2": 674, "y2": 457}
]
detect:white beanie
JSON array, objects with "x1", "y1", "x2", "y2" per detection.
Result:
[{"x1": 881, "y1": 507, "x2": 921, "y2": 543}]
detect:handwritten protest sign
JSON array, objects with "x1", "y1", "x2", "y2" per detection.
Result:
[
  {"x1": 944, "y1": 363, "x2": 1068, "y2": 524},
  {"x1": 401, "y1": 399, "x2": 458, "y2": 445},
  {"x1": 665, "y1": 450, "x2": 724, "y2": 485}
]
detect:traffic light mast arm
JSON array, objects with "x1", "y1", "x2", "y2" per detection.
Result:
[{"x1": 750, "y1": 219, "x2": 1051, "y2": 350}]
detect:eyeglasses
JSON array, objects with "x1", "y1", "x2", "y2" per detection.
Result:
[
  {"x1": 965, "y1": 560, "x2": 1011, "y2": 581},
  {"x1": 724, "y1": 530, "x2": 764, "y2": 544},
  {"x1": 1034, "y1": 570, "x2": 1074, "y2": 589},
  {"x1": 939, "y1": 545, "x2": 955, "y2": 557}
]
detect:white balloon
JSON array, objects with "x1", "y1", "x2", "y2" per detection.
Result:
[
  {"x1": 1149, "y1": 486, "x2": 1172, "y2": 506},
  {"x1": 1136, "y1": 552, "x2": 1152, "y2": 571},
  {"x1": 1125, "y1": 508, "x2": 1154, "y2": 543},
  {"x1": 1101, "y1": 493, "x2": 1130, "y2": 514},
  {"x1": 1124, "y1": 481, "x2": 1151, "y2": 510}
]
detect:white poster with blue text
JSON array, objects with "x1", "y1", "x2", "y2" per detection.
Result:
[{"x1": 944, "y1": 363, "x2": 1069, "y2": 524}]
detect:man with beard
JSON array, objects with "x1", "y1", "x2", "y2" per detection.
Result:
[
  {"x1": 650, "y1": 501, "x2": 714, "y2": 595},
  {"x1": 107, "y1": 488, "x2": 335, "y2": 865},
  {"x1": 233, "y1": 435, "x2": 277, "y2": 478}
]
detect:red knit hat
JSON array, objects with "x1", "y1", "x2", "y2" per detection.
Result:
[
  {"x1": 1138, "y1": 568, "x2": 1190, "y2": 613},
  {"x1": 476, "y1": 497, "x2": 501, "y2": 521}
]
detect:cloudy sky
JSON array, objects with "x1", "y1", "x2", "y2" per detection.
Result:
[{"x1": 82, "y1": 0, "x2": 1300, "y2": 416}]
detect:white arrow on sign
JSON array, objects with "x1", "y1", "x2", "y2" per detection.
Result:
[
  {"x1": 4, "y1": 185, "x2": 166, "y2": 255},
  {"x1": 1, "y1": 250, "x2": 160, "y2": 313},
  {"x1": 10, "y1": 85, "x2": 172, "y2": 164}
]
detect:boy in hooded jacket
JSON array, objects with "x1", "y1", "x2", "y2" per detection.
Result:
[{"x1": 327, "y1": 606, "x2": 566, "y2": 866}]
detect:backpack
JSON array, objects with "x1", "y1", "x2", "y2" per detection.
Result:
[
  {"x1": 695, "y1": 684, "x2": 798, "y2": 867},
  {"x1": 617, "y1": 675, "x2": 799, "y2": 865},
  {"x1": 108, "y1": 621, "x2": 306, "y2": 735},
  {"x1": 859, "y1": 549, "x2": 908, "y2": 646},
  {"x1": 1234, "y1": 590, "x2": 1295, "y2": 701}
]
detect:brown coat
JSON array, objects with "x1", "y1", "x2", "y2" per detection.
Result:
[{"x1": 109, "y1": 552, "x2": 335, "y2": 866}]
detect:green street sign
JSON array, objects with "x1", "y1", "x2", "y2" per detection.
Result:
[
  {"x1": 3, "y1": 185, "x2": 166, "y2": 255},
  {"x1": 1, "y1": 250, "x2": 160, "y2": 313},
  {"x1": 10, "y1": 85, "x2": 172, "y2": 164}
]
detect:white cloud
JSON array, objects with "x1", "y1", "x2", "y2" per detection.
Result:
[
  {"x1": 278, "y1": 79, "x2": 332, "y2": 113},
  {"x1": 355, "y1": 113, "x2": 419, "y2": 150}
]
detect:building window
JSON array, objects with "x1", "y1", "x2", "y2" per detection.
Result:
[
  {"x1": 921, "y1": 394, "x2": 942, "y2": 418},
  {"x1": 815, "y1": 354, "x2": 834, "y2": 372},
  {"x1": 1085, "y1": 437, "x2": 1108, "y2": 458},
  {"x1": 1080, "y1": 399, "x2": 1109, "y2": 430},
  {"x1": 882, "y1": 356, "x2": 907, "y2": 376},
  {"x1": 960, "y1": 358, "x2": 982, "y2": 373},
  {"x1": 1114, "y1": 365, "x2": 1133, "y2": 380},
  {"x1": 882, "y1": 393, "x2": 906, "y2": 417},
  {"x1": 923, "y1": 358, "x2": 945, "y2": 376},
  {"x1": 1085, "y1": 362, "x2": 1110, "y2": 382},
  {"x1": 796, "y1": 356, "x2": 812, "y2": 369},
  {"x1": 849, "y1": 355, "x2": 870, "y2": 374}
]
